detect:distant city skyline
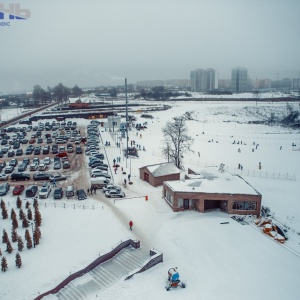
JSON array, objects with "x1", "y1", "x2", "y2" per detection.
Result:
[{"x1": 1, "y1": 0, "x2": 300, "y2": 93}]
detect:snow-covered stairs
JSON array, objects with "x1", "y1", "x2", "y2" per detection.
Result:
[{"x1": 51, "y1": 246, "x2": 150, "y2": 299}]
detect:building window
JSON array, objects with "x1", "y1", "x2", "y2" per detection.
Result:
[
  {"x1": 166, "y1": 192, "x2": 173, "y2": 205},
  {"x1": 233, "y1": 201, "x2": 257, "y2": 210},
  {"x1": 178, "y1": 198, "x2": 183, "y2": 208}
]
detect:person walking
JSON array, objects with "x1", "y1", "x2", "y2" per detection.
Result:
[
  {"x1": 129, "y1": 220, "x2": 133, "y2": 231},
  {"x1": 128, "y1": 174, "x2": 131, "y2": 181},
  {"x1": 124, "y1": 179, "x2": 127, "y2": 185},
  {"x1": 87, "y1": 188, "x2": 90, "y2": 195}
]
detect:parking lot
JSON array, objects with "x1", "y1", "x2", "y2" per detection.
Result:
[{"x1": 0, "y1": 120, "x2": 91, "y2": 200}]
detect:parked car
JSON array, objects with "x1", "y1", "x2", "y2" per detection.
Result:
[
  {"x1": 63, "y1": 161, "x2": 70, "y2": 169},
  {"x1": 88, "y1": 160, "x2": 103, "y2": 167},
  {"x1": 42, "y1": 146, "x2": 50, "y2": 155},
  {"x1": 0, "y1": 173, "x2": 8, "y2": 181},
  {"x1": 105, "y1": 189, "x2": 125, "y2": 198},
  {"x1": 18, "y1": 163, "x2": 27, "y2": 172},
  {"x1": 25, "y1": 185, "x2": 38, "y2": 197},
  {"x1": 93, "y1": 165, "x2": 108, "y2": 172},
  {"x1": 22, "y1": 158, "x2": 30, "y2": 166},
  {"x1": 16, "y1": 149, "x2": 23, "y2": 156},
  {"x1": 7, "y1": 150, "x2": 15, "y2": 157},
  {"x1": 90, "y1": 172, "x2": 111, "y2": 180},
  {"x1": 4, "y1": 166, "x2": 14, "y2": 174},
  {"x1": 75, "y1": 146, "x2": 82, "y2": 154},
  {"x1": 91, "y1": 153, "x2": 105, "y2": 160},
  {"x1": 26, "y1": 148, "x2": 33, "y2": 155},
  {"x1": 56, "y1": 151, "x2": 68, "y2": 158},
  {"x1": 39, "y1": 182, "x2": 52, "y2": 199},
  {"x1": 56, "y1": 138, "x2": 66, "y2": 144},
  {"x1": 10, "y1": 173, "x2": 30, "y2": 181},
  {"x1": 29, "y1": 163, "x2": 38, "y2": 171},
  {"x1": 76, "y1": 189, "x2": 87, "y2": 201},
  {"x1": 0, "y1": 182, "x2": 10, "y2": 196},
  {"x1": 33, "y1": 173, "x2": 52, "y2": 181},
  {"x1": 49, "y1": 174, "x2": 67, "y2": 182},
  {"x1": 38, "y1": 163, "x2": 47, "y2": 171},
  {"x1": 66, "y1": 185, "x2": 75, "y2": 197},
  {"x1": 12, "y1": 185, "x2": 25, "y2": 195},
  {"x1": 34, "y1": 147, "x2": 41, "y2": 155},
  {"x1": 53, "y1": 161, "x2": 61, "y2": 170},
  {"x1": 67, "y1": 144, "x2": 73, "y2": 153},
  {"x1": 53, "y1": 187, "x2": 63, "y2": 199},
  {"x1": 9, "y1": 159, "x2": 18, "y2": 167},
  {"x1": 43, "y1": 157, "x2": 51, "y2": 165},
  {"x1": 32, "y1": 157, "x2": 40, "y2": 165}
]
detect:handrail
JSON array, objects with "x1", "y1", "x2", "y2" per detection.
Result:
[{"x1": 35, "y1": 239, "x2": 140, "y2": 300}]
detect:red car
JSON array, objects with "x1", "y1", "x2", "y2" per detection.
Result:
[
  {"x1": 56, "y1": 151, "x2": 68, "y2": 158},
  {"x1": 29, "y1": 139, "x2": 36, "y2": 144},
  {"x1": 13, "y1": 185, "x2": 25, "y2": 195}
]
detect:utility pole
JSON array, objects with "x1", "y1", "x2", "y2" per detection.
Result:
[{"x1": 125, "y1": 78, "x2": 128, "y2": 168}]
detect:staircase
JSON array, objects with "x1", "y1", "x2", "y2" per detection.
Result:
[{"x1": 47, "y1": 246, "x2": 150, "y2": 299}]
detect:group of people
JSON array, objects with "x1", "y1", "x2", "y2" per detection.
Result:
[
  {"x1": 113, "y1": 157, "x2": 121, "y2": 165},
  {"x1": 87, "y1": 187, "x2": 97, "y2": 195}
]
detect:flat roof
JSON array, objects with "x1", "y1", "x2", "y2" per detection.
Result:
[{"x1": 165, "y1": 167, "x2": 260, "y2": 195}]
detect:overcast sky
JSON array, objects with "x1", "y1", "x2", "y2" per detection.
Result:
[{"x1": 1, "y1": 0, "x2": 300, "y2": 93}]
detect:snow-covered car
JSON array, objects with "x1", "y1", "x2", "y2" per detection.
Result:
[
  {"x1": 0, "y1": 173, "x2": 9, "y2": 181},
  {"x1": 105, "y1": 189, "x2": 125, "y2": 198}
]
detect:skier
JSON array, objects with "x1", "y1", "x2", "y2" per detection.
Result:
[{"x1": 129, "y1": 220, "x2": 133, "y2": 231}]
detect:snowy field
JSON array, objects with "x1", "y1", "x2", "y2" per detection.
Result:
[
  {"x1": 1, "y1": 100, "x2": 300, "y2": 300},
  {"x1": 0, "y1": 107, "x2": 32, "y2": 122}
]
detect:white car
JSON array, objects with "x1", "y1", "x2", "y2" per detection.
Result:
[
  {"x1": 43, "y1": 157, "x2": 51, "y2": 165},
  {"x1": 38, "y1": 163, "x2": 47, "y2": 171},
  {"x1": 105, "y1": 189, "x2": 125, "y2": 198},
  {"x1": 0, "y1": 173, "x2": 8, "y2": 181},
  {"x1": 103, "y1": 185, "x2": 121, "y2": 193},
  {"x1": 39, "y1": 183, "x2": 52, "y2": 199}
]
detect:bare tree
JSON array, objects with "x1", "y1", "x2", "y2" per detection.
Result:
[{"x1": 162, "y1": 116, "x2": 194, "y2": 169}]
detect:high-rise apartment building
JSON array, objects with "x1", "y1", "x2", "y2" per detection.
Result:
[
  {"x1": 190, "y1": 68, "x2": 215, "y2": 92},
  {"x1": 231, "y1": 67, "x2": 248, "y2": 92}
]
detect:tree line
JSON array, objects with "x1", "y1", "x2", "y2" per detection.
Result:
[{"x1": 32, "y1": 83, "x2": 83, "y2": 107}]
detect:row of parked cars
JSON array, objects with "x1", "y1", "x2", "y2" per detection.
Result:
[
  {"x1": 0, "y1": 181, "x2": 86, "y2": 201},
  {"x1": 0, "y1": 156, "x2": 69, "y2": 179},
  {"x1": 85, "y1": 121, "x2": 125, "y2": 198}
]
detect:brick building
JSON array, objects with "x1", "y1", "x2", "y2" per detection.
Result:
[
  {"x1": 139, "y1": 162, "x2": 180, "y2": 187},
  {"x1": 162, "y1": 167, "x2": 261, "y2": 216}
]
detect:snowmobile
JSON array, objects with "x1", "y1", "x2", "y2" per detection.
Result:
[{"x1": 165, "y1": 267, "x2": 186, "y2": 291}]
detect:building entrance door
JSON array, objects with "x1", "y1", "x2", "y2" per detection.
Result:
[
  {"x1": 144, "y1": 173, "x2": 149, "y2": 182},
  {"x1": 183, "y1": 199, "x2": 189, "y2": 210}
]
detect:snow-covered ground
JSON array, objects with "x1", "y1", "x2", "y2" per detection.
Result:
[
  {"x1": 0, "y1": 107, "x2": 32, "y2": 122},
  {"x1": 1, "y1": 100, "x2": 300, "y2": 300}
]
